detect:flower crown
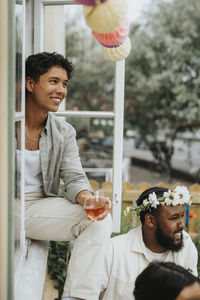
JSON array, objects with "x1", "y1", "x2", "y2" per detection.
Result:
[{"x1": 124, "y1": 186, "x2": 192, "y2": 217}]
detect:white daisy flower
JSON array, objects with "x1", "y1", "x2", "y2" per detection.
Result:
[
  {"x1": 171, "y1": 192, "x2": 181, "y2": 206},
  {"x1": 165, "y1": 198, "x2": 173, "y2": 206},
  {"x1": 174, "y1": 186, "x2": 190, "y2": 204},
  {"x1": 148, "y1": 192, "x2": 159, "y2": 209},
  {"x1": 163, "y1": 190, "x2": 173, "y2": 206}
]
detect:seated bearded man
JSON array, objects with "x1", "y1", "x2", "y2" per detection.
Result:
[{"x1": 98, "y1": 186, "x2": 198, "y2": 300}]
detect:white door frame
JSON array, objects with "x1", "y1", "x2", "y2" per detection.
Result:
[{"x1": 30, "y1": 0, "x2": 125, "y2": 232}]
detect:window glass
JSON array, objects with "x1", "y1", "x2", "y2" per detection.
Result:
[
  {"x1": 44, "y1": 4, "x2": 115, "y2": 112},
  {"x1": 66, "y1": 115, "x2": 113, "y2": 183},
  {"x1": 44, "y1": 4, "x2": 115, "y2": 183},
  {"x1": 15, "y1": 4, "x2": 23, "y2": 112}
]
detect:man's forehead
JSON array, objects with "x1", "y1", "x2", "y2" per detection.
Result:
[
  {"x1": 159, "y1": 204, "x2": 184, "y2": 216},
  {"x1": 42, "y1": 66, "x2": 68, "y2": 80}
]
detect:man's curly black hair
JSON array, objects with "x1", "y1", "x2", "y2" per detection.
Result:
[
  {"x1": 137, "y1": 187, "x2": 168, "y2": 224},
  {"x1": 26, "y1": 52, "x2": 73, "y2": 81}
]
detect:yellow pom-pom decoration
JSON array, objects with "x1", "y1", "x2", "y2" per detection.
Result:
[
  {"x1": 101, "y1": 36, "x2": 131, "y2": 62},
  {"x1": 84, "y1": 0, "x2": 128, "y2": 34}
]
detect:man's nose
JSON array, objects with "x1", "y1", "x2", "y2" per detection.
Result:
[
  {"x1": 56, "y1": 82, "x2": 66, "y2": 95},
  {"x1": 178, "y1": 216, "x2": 185, "y2": 228}
]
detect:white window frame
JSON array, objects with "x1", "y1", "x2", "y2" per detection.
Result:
[
  {"x1": 15, "y1": 0, "x2": 26, "y2": 254},
  {"x1": 30, "y1": 0, "x2": 124, "y2": 232}
]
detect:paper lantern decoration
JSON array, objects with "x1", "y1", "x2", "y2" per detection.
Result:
[
  {"x1": 84, "y1": 0, "x2": 128, "y2": 33},
  {"x1": 75, "y1": 0, "x2": 108, "y2": 6},
  {"x1": 75, "y1": 0, "x2": 131, "y2": 61},
  {"x1": 101, "y1": 36, "x2": 131, "y2": 61},
  {"x1": 92, "y1": 19, "x2": 129, "y2": 47}
]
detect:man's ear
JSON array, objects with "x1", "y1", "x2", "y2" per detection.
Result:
[
  {"x1": 26, "y1": 77, "x2": 35, "y2": 93},
  {"x1": 144, "y1": 213, "x2": 156, "y2": 228}
]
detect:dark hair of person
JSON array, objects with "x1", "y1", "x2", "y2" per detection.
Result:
[
  {"x1": 136, "y1": 187, "x2": 168, "y2": 224},
  {"x1": 25, "y1": 52, "x2": 73, "y2": 81},
  {"x1": 134, "y1": 261, "x2": 200, "y2": 300}
]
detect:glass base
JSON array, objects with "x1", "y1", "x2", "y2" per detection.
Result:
[{"x1": 87, "y1": 240, "x2": 99, "y2": 246}]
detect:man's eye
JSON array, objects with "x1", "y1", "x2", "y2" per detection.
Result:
[
  {"x1": 50, "y1": 80, "x2": 57, "y2": 84},
  {"x1": 63, "y1": 83, "x2": 68, "y2": 88}
]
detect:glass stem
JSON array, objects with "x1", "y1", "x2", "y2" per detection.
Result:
[{"x1": 91, "y1": 220, "x2": 95, "y2": 243}]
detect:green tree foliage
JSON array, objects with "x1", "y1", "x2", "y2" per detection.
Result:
[
  {"x1": 125, "y1": 0, "x2": 200, "y2": 142},
  {"x1": 64, "y1": 1, "x2": 200, "y2": 143},
  {"x1": 65, "y1": 11, "x2": 115, "y2": 112},
  {"x1": 64, "y1": 12, "x2": 115, "y2": 137}
]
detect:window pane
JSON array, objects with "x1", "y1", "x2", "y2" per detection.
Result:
[
  {"x1": 44, "y1": 4, "x2": 115, "y2": 112},
  {"x1": 66, "y1": 115, "x2": 113, "y2": 184}
]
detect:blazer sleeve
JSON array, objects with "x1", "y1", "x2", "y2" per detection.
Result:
[{"x1": 60, "y1": 125, "x2": 92, "y2": 203}]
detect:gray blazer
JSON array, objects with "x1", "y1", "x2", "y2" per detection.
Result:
[{"x1": 39, "y1": 112, "x2": 92, "y2": 203}]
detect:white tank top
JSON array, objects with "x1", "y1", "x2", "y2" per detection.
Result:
[{"x1": 16, "y1": 149, "x2": 44, "y2": 193}]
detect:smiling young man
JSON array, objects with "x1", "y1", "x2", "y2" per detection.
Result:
[
  {"x1": 22, "y1": 52, "x2": 112, "y2": 300},
  {"x1": 98, "y1": 186, "x2": 198, "y2": 300}
]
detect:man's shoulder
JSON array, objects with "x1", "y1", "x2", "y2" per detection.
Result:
[
  {"x1": 182, "y1": 230, "x2": 194, "y2": 243},
  {"x1": 182, "y1": 230, "x2": 197, "y2": 250},
  {"x1": 174, "y1": 230, "x2": 198, "y2": 275},
  {"x1": 48, "y1": 113, "x2": 76, "y2": 133},
  {"x1": 111, "y1": 227, "x2": 139, "y2": 246},
  {"x1": 176, "y1": 230, "x2": 197, "y2": 257}
]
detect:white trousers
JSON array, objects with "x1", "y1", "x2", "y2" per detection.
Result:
[{"x1": 25, "y1": 193, "x2": 112, "y2": 300}]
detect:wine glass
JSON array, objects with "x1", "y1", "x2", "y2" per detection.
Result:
[{"x1": 84, "y1": 189, "x2": 107, "y2": 245}]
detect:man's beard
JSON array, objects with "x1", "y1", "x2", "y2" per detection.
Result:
[{"x1": 155, "y1": 222, "x2": 183, "y2": 252}]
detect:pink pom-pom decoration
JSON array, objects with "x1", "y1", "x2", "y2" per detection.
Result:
[
  {"x1": 101, "y1": 36, "x2": 131, "y2": 62},
  {"x1": 75, "y1": 0, "x2": 108, "y2": 6},
  {"x1": 92, "y1": 19, "x2": 129, "y2": 47}
]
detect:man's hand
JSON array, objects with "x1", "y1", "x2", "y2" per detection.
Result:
[{"x1": 76, "y1": 190, "x2": 112, "y2": 221}]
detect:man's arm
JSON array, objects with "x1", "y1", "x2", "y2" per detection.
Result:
[
  {"x1": 60, "y1": 124, "x2": 111, "y2": 220},
  {"x1": 60, "y1": 125, "x2": 92, "y2": 202}
]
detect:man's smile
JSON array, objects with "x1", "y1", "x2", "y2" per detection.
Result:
[
  {"x1": 51, "y1": 97, "x2": 62, "y2": 104},
  {"x1": 173, "y1": 230, "x2": 182, "y2": 243}
]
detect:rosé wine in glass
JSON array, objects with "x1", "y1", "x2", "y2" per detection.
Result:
[
  {"x1": 84, "y1": 190, "x2": 107, "y2": 245},
  {"x1": 84, "y1": 205, "x2": 106, "y2": 220}
]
